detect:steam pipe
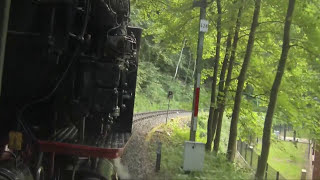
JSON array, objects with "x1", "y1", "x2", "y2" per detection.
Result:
[{"x1": 0, "y1": 0, "x2": 11, "y2": 96}]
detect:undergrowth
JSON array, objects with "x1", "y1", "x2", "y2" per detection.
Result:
[
  {"x1": 147, "y1": 113, "x2": 252, "y2": 179},
  {"x1": 134, "y1": 61, "x2": 211, "y2": 113}
]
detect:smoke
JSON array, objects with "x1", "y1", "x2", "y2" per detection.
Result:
[{"x1": 113, "y1": 158, "x2": 131, "y2": 179}]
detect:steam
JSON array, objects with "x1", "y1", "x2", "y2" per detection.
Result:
[{"x1": 113, "y1": 158, "x2": 131, "y2": 179}]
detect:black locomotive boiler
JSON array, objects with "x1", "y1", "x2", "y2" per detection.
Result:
[{"x1": 0, "y1": 0, "x2": 141, "y2": 179}]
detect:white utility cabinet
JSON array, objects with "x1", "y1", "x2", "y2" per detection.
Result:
[{"x1": 183, "y1": 141, "x2": 205, "y2": 171}]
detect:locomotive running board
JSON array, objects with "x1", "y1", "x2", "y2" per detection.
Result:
[
  {"x1": 38, "y1": 141, "x2": 123, "y2": 159},
  {"x1": 38, "y1": 132, "x2": 131, "y2": 159}
]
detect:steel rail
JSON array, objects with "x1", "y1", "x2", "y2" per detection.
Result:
[{"x1": 132, "y1": 110, "x2": 189, "y2": 124}]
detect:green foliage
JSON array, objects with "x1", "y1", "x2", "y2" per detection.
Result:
[
  {"x1": 134, "y1": 60, "x2": 211, "y2": 112},
  {"x1": 255, "y1": 141, "x2": 309, "y2": 180},
  {"x1": 132, "y1": 22, "x2": 211, "y2": 112},
  {"x1": 149, "y1": 115, "x2": 252, "y2": 179},
  {"x1": 132, "y1": 0, "x2": 320, "y2": 152},
  {"x1": 238, "y1": 99, "x2": 264, "y2": 142}
]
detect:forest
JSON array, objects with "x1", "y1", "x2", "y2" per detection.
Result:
[{"x1": 131, "y1": 0, "x2": 319, "y2": 179}]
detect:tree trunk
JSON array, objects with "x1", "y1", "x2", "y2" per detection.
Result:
[
  {"x1": 227, "y1": 0, "x2": 261, "y2": 162},
  {"x1": 284, "y1": 125, "x2": 287, "y2": 140},
  {"x1": 279, "y1": 124, "x2": 282, "y2": 134},
  {"x1": 214, "y1": 4, "x2": 243, "y2": 153},
  {"x1": 185, "y1": 51, "x2": 192, "y2": 84},
  {"x1": 213, "y1": 31, "x2": 233, "y2": 152},
  {"x1": 205, "y1": 0, "x2": 222, "y2": 151},
  {"x1": 174, "y1": 38, "x2": 186, "y2": 80},
  {"x1": 255, "y1": 0, "x2": 295, "y2": 179},
  {"x1": 192, "y1": 57, "x2": 196, "y2": 80}
]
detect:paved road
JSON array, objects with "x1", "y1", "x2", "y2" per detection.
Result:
[{"x1": 278, "y1": 136, "x2": 309, "y2": 144}]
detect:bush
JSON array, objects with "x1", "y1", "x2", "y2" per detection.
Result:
[{"x1": 134, "y1": 62, "x2": 210, "y2": 112}]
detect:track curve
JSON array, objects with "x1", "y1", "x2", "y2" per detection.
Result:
[{"x1": 121, "y1": 110, "x2": 191, "y2": 179}]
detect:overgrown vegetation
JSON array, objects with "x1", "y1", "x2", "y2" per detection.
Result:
[
  {"x1": 133, "y1": 49, "x2": 211, "y2": 113},
  {"x1": 132, "y1": 0, "x2": 320, "y2": 142},
  {"x1": 147, "y1": 114, "x2": 252, "y2": 179},
  {"x1": 130, "y1": 0, "x2": 319, "y2": 178}
]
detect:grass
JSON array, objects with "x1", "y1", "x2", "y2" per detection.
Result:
[
  {"x1": 255, "y1": 141, "x2": 308, "y2": 179},
  {"x1": 147, "y1": 113, "x2": 252, "y2": 179}
]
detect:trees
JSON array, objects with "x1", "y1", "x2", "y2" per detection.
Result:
[
  {"x1": 206, "y1": 0, "x2": 222, "y2": 151},
  {"x1": 212, "y1": 31, "x2": 232, "y2": 152},
  {"x1": 256, "y1": 0, "x2": 296, "y2": 179},
  {"x1": 213, "y1": 4, "x2": 244, "y2": 152},
  {"x1": 227, "y1": 0, "x2": 261, "y2": 162},
  {"x1": 133, "y1": 0, "x2": 320, "y2": 165}
]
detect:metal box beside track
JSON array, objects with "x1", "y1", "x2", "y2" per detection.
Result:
[{"x1": 183, "y1": 141, "x2": 205, "y2": 171}]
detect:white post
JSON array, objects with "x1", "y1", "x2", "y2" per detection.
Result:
[
  {"x1": 190, "y1": 0, "x2": 207, "y2": 141},
  {"x1": 301, "y1": 169, "x2": 307, "y2": 180}
]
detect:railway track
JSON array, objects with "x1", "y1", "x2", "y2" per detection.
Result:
[
  {"x1": 122, "y1": 110, "x2": 191, "y2": 179},
  {"x1": 132, "y1": 110, "x2": 189, "y2": 124}
]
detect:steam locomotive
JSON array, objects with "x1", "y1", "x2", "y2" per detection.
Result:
[{"x1": 0, "y1": 0, "x2": 141, "y2": 179}]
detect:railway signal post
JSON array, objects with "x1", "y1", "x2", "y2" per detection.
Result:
[
  {"x1": 190, "y1": 0, "x2": 208, "y2": 141},
  {"x1": 166, "y1": 91, "x2": 173, "y2": 124}
]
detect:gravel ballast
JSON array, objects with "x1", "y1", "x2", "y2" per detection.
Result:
[{"x1": 121, "y1": 112, "x2": 191, "y2": 179}]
